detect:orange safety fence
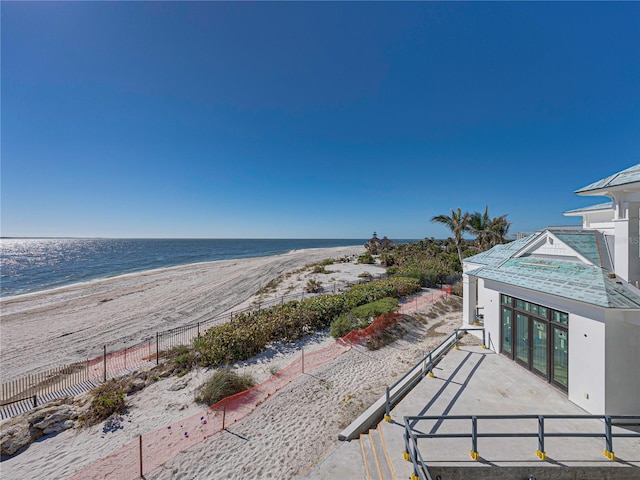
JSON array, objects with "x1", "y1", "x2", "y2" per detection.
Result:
[{"x1": 68, "y1": 288, "x2": 449, "y2": 480}]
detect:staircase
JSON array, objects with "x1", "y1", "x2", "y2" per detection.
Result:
[{"x1": 360, "y1": 425, "x2": 396, "y2": 480}]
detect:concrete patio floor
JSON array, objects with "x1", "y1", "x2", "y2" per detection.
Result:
[{"x1": 302, "y1": 344, "x2": 640, "y2": 479}]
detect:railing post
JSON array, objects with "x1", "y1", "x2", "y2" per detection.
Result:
[
  {"x1": 604, "y1": 416, "x2": 615, "y2": 460},
  {"x1": 470, "y1": 416, "x2": 479, "y2": 460},
  {"x1": 454, "y1": 330, "x2": 460, "y2": 350},
  {"x1": 412, "y1": 432, "x2": 420, "y2": 478},
  {"x1": 536, "y1": 415, "x2": 546, "y2": 460},
  {"x1": 33, "y1": 394, "x2": 37, "y2": 408},
  {"x1": 482, "y1": 329, "x2": 487, "y2": 349},
  {"x1": 384, "y1": 386, "x2": 391, "y2": 422},
  {"x1": 427, "y1": 352, "x2": 434, "y2": 377},
  {"x1": 156, "y1": 332, "x2": 159, "y2": 365},
  {"x1": 301, "y1": 347, "x2": 304, "y2": 374},
  {"x1": 103, "y1": 345, "x2": 107, "y2": 382}
]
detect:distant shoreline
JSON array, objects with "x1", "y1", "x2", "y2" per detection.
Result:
[
  {"x1": 1, "y1": 238, "x2": 379, "y2": 298},
  {"x1": 0, "y1": 245, "x2": 359, "y2": 302}
]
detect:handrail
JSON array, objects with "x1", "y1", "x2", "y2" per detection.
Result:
[
  {"x1": 403, "y1": 414, "x2": 640, "y2": 480},
  {"x1": 384, "y1": 327, "x2": 486, "y2": 423}
]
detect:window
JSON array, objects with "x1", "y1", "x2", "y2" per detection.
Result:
[
  {"x1": 553, "y1": 311, "x2": 568, "y2": 325},
  {"x1": 500, "y1": 294, "x2": 569, "y2": 392}
]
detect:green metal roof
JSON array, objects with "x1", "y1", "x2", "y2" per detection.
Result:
[
  {"x1": 563, "y1": 202, "x2": 612, "y2": 215},
  {"x1": 552, "y1": 230, "x2": 604, "y2": 267},
  {"x1": 464, "y1": 234, "x2": 540, "y2": 267},
  {"x1": 575, "y1": 164, "x2": 640, "y2": 193},
  {"x1": 465, "y1": 230, "x2": 640, "y2": 309},
  {"x1": 468, "y1": 256, "x2": 640, "y2": 309}
]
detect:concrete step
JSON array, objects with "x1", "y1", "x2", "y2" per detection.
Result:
[
  {"x1": 361, "y1": 432, "x2": 380, "y2": 479},
  {"x1": 379, "y1": 418, "x2": 414, "y2": 480},
  {"x1": 370, "y1": 427, "x2": 394, "y2": 480}
]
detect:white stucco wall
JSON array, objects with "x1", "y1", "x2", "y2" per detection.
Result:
[
  {"x1": 583, "y1": 210, "x2": 615, "y2": 235},
  {"x1": 567, "y1": 310, "x2": 606, "y2": 414},
  {"x1": 605, "y1": 310, "x2": 640, "y2": 415}
]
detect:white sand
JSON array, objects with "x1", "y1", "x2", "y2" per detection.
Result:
[
  {"x1": 0, "y1": 246, "x2": 368, "y2": 383},
  {"x1": 1, "y1": 247, "x2": 462, "y2": 480}
]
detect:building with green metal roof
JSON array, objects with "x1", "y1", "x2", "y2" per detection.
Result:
[{"x1": 462, "y1": 164, "x2": 640, "y2": 418}]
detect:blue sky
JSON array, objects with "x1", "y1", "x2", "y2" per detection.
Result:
[{"x1": 2, "y1": 2, "x2": 639, "y2": 239}]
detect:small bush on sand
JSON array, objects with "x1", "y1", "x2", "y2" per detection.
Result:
[
  {"x1": 82, "y1": 380, "x2": 126, "y2": 426},
  {"x1": 312, "y1": 265, "x2": 333, "y2": 274},
  {"x1": 305, "y1": 279, "x2": 323, "y2": 293},
  {"x1": 367, "y1": 323, "x2": 407, "y2": 350},
  {"x1": 358, "y1": 253, "x2": 375, "y2": 264},
  {"x1": 195, "y1": 369, "x2": 256, "y2": 406},
  {"x1": 164, "y1": 345, "x2": 197, "y2": 374}
]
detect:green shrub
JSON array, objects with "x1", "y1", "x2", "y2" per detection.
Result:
[
  {"x1": 82, "y1": 380, "x2": 126, "y2": 426},
  {"x1": 194, "y1": 276, "x2": 420, "y2": 367},
  {"x1": 165, "y1": 345, "x2": 197, "y2": 374},
  {"x1": 350, "y1": 297, "x2": 398, "y2": 321},
  {"x1": 330, "y1": 314, "x2": 365, "y2": 338},
  {"x1": 358, "y1": 253, "x2": 375, "y2": 264},
  {"x1": 195, "y1": 369, "x2": 255, "y2": 406},
  {"x1": 312, "y1": 265, "x2": 331, "y2": 274},
  {"x1": 329, "y1": 297, "x2": 398, "y2": 338},
  {"x1": 305, "y1": 279, "x2": 323, "y2": 293}
]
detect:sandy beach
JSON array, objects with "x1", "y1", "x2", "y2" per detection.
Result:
[
  {"x1": 0, "y1": 246, "x2": 368, "y2": 383},
  {"x1": 1, "y1": 245, "x2": 462, "y2": 479}
]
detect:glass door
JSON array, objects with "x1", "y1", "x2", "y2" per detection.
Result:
[
  {"x1": 552, "y1": 327, "x2": 569, "y2": 389},
  {"x1": 501, "y1": 307, "x2": 513, "y2": 357},
  {"x1": 515, "y1": 313, "x2": 530, "y2": 366},
  {"x1": 532, "y1": 319, "x2": 547, "y2": 376}
]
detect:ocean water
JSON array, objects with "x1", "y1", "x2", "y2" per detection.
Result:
[{"x1": 0, "y1": 238, "x2": 369, "y2": 298}]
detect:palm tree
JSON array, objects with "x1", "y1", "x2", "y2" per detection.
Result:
[
  {"x1": 487, "y1": 214, "x2": 511, "y2": 247},
  {"x1": 431, "y1": 208, "x2": 471, "y2": 270},
  {"x1": 469, "y1": 206, "x2": 492, "y2": 252},
  {"x1": 468, "y1": 206, "x2": 513, "y2": 251}
]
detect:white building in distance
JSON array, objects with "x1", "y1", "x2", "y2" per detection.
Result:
[{"x1": 462, "y1": 164, "x2": 640, "y2": 417}]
